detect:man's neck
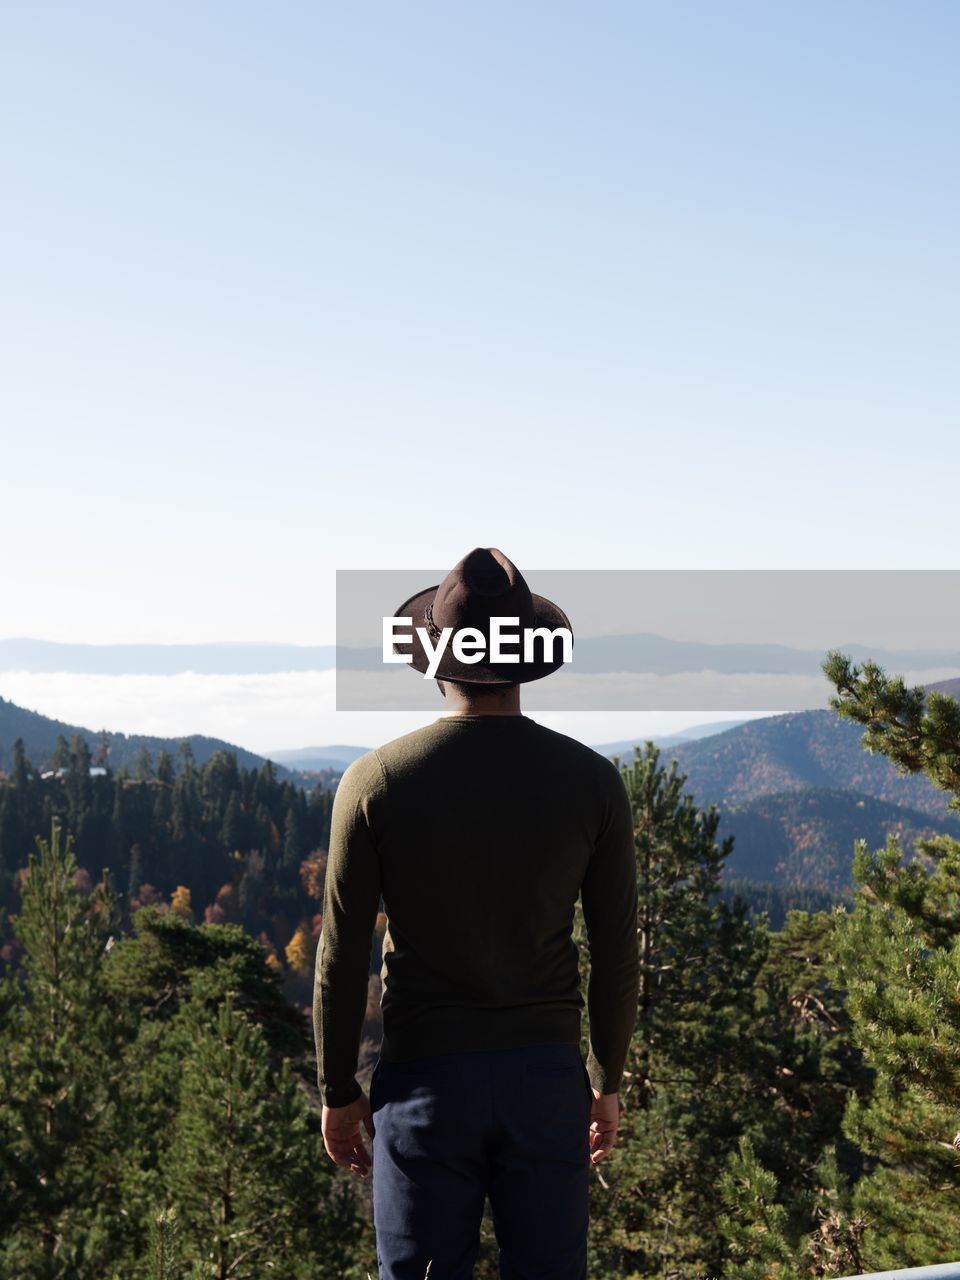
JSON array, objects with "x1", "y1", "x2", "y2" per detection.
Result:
[{"x1": 440, "y1": 685, "x2": 523, "y2": 717}]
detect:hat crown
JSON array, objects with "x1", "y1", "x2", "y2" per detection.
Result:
[{"x1": 432, "y1": 547, "x2": 535, "y2": 635}]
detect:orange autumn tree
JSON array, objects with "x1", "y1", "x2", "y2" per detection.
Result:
[
  {"x1": 170, "y1": 885, "x2": 193, "y2": 922},
  {"x1": 300, "y1": 852, "x2": 328, "y2": 901},
  {"x1": 284, "y1": 923, "x2": 312, "y2": 974}
]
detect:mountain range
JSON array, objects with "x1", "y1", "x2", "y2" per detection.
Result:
[
  {"x1": 4, "y1": 635, "x2": 960, "y2": 679},
  {"x1": 0, "y1": 695, "x2": 300, "y2": 783},
  {"x1": 2, "y1": 679, "x2": 959, "y2": 893},
  {"x1": 663, "y1": 704, "x2": 960, "y2": 892}
]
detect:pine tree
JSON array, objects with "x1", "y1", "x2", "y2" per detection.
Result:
[
  {"x1": 146, "y1": 1206, "x2": 184, "y2": 1280},
  {"x1": 718, "y1": 1133, "x2": 867, "y2": 1279},
  {"x1": 60, "y1": 735, "x2": 94, "y2": 859},
  {"x1": 802, "y1": 1145, "x2": 867, "y2": 1277},
  {"x1": 155, "y1": 750, "x2": 176, "y2": 786},
  {"x1": 583, "y1": 744, "x2": 772, "y2": 1275},
  {"x1": 823, "y1": 650, "x2": 960, "y2": 807},
  {"x1": 127, "y1": 842, "x2": 144, "y2": 907},
  {"x1": 171, "y1": 777, "x2": 195, "y2": 845},
  {"x1": 257, "y1": 800, "x2": 282, "y2": 860},
  {"x1": 176, "y1": 739, "x2": 196, "y2": 775},
  {"x1": 718, "y1": 1134, "x2": 796, "y2": 1279},
  {"x1": 135, "y1": 746, "x2": 154, "y2": 783},
  {"x1": 13, "y1": 736, "x2": 30, "y2": 791},
  {"x1": 825, "y1": 828, "x2": 960, "y2": 1266},
  {"x1": 50, "y1": 733, "x2": 70, "y2": 772},
  {"x1": 283, "y1": 803, "x2": 303, "y2": 869},
  {"x1": 220, "y1": 790, "x2": 243, "y2": 852},
  {"x1": 0, "y1": 817, "x2": 126, "y2": 1278},
  {"x1": 162, "y1": 993, "x2": 349, "y2": 1280},
  {"x1": 620, "y1": 742, "x2": 735, "y2": 1111},
  {"x1": 153, "y1": 784, "x2": 174, "y2": 882},
  {"x1": 110, "y1": 777, "x2": 127, "y2": 877},
  {"x1": 238, "y1": 850, "x2": 264, "y2": 932},
  {"x1": 96, "y1": 905, "x2": 319, "y2": 1271},
  {"x1": 750, "y1": 908, "x2": 871, "y2": 1182},
  {"x1": 0, "y1": 790, "x2": 18, "y2": 892},
  {"x1": 819, "y1": 652, "x2": 960, "y2": 1266}
]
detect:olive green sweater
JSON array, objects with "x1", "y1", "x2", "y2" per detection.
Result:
[{"x1": 312, "y1": 714, "x2": 639, "y2": 1107}]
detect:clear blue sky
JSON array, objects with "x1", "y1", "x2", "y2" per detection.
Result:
[{"x1": 3, "y1": 1, "x2": 957, "y2": 645}]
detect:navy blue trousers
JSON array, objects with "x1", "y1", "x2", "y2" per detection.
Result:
[{"x1": 369, "y1": 1041, "x2": 592, "y2": 1280}]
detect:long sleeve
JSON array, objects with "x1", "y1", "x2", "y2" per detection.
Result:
[
  {"x1": 312, "y1": 751, "x2": 385, "y2": 1107},
  {"x1": 580, "y1": 756, "x2": 639, "y2": 1095}
]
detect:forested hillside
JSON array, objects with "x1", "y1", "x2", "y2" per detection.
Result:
[
  {"x1": 600, "y1": 703, "x2": 960, "y2": 888},
  {"x1": 668, "y1": 707, "x2": 955, "y2": 816},
  {"x1": 716, "y1": 786, "x2": 960, "y2": 891},
  {"x1": 0, "y1": 733, "x2": 335, "y2": 993},
  {"x1": 0, "y1": 693, "x2": 296, "y2": 779}
]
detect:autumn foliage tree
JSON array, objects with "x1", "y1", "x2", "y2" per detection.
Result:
[
  {"x1": 285, "y1": 923, "x2": 312, "y2": 974},
  {"x1": 170, "y1": 884, "x2": 193, "y2": 921}
]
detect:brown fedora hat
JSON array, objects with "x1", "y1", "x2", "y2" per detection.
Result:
[{"x1": 392, "y1": 547, "x2": 573, "y2": 684}]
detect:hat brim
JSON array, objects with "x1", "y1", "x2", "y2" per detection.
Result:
[{"x1": 392, "y1": 586, "x2": 573, "y2": 684}]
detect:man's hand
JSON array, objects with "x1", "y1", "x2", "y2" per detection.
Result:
[
  {"x1": 588, "y1": 1088, "x2": 620, "y2": 1164},
  {"x1": 322, "y1": 1092, "x2": 375, "y2": 1178}
]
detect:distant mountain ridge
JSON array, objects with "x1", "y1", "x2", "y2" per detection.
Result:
[
  {"x1": 266, "y1": 745, "x2": 370, "y2": 771},
  {"x1": 335, "y1": 634, "x2": 960, "y2": 676},
  {"x1": 592, "y1": 719, "x2": 750, "y2": 756},
  {"x1": 0, "y1": 695, "x2": 298, "y2": 782},
  {"x1": 0, "y1": 638, "x2": 336, "y2": 675},
  {"x1": 265, "y1": 721, "x2": 753, "y2": 771},
  {"x1": 5, "y1": 635, "x2": 960, "y2": 679}
]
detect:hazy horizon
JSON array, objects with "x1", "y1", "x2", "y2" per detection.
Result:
[{"x1": 0, "y1": 664, "x2": 768, "y2": 757}]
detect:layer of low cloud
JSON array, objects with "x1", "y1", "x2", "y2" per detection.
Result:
[{"x1": 0, "y1": 670, "x2": 753, "y2": 757}]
